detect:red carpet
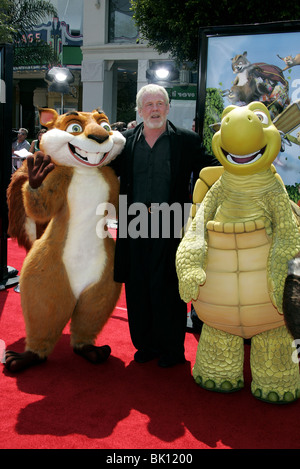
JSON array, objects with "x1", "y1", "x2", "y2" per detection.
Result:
[{"x1": 0, "y1": 238, "x2": 300, "y2": 450}]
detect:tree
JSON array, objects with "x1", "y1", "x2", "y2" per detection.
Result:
[
  {"x1": 131, "y1": 0, "x2": 300, "y2": 153},
  {"x1": 13, "y1": 39, "x2": 58, "y2": 67},
  {"x1": 131, "y1": 0, "x2": 300, "y2": 65},
  {"x1": 203, "y1": 88, "x2": 224, "y2": 156},
  {"x1": 1, "y1": 0, "x2": 57, "y2": 41},
  {"x1": 0, "y1": 0, "x2": 58, "y2": 66},
  {"x1": 0, "y1": 0, "x2": 16, "y2": 42}
]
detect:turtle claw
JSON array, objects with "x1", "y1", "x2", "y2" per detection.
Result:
[
  {"x1": 252, "y1": 386, "x2": 300, "y2": 404},
  {"x1": 194, "y1": 374, "x2": 244, "y2": 393}
]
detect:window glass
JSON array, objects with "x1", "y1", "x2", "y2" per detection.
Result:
[{"x1": 109, "y1": 0, "x2": 138, "y2": 43}]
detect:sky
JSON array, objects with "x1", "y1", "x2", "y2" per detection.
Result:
[{"x1": 47, "y1": 0, "x2": 83, "y2": 34}]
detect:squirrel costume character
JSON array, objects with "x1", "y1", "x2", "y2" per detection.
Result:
[
  {"x1": 5, "y1": 108, "x2": 125, "y2": 372},
  {"x1": 176, "y1": 102, "x2": 300, "y2": 404}
]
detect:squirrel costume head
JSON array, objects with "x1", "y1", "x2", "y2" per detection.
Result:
[{"x1": 39, "y1": 108, "x2": 125, "y2": 168}]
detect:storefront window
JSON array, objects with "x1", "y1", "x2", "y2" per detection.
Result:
[
  {"x1": 108, "y1": 0, "x2": 138, "y2": 43},
  {"x1": 116, "y1": 62, "x2": 137, "y2": 123}
]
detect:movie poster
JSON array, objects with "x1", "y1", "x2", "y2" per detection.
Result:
[{"x1": 203, "y1": 29, "x2": 300, "y2": 203}]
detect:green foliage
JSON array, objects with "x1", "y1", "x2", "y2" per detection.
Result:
[
  {"x1": 14, "y1": 40, "x2": 58, "y2": 67},
  {"x1": 0, "y1": 0, "x2": 16, "y2": 42},
  {"x1": 203, "y1": 88, "x2": 224, "y2": 154},
  {"x1": 286, "y1": 183, "x2": 300, "y2": 204},
  {"x1": 5, "y1": 0, "x2": 57, "y2": 41},
  {"x1": 0, "y1": 0, "x2": 58, "y2": 66},
  {"x1": 131, "y1": 0, "x2": 300, "y2": 64}
]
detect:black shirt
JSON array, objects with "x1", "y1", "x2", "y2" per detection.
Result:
[{"x1": 132, "y1": 126, "x2": 171, "y2": 205}]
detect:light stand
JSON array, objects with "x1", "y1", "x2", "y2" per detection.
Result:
[{"x1": 45, "y1": 66, "x2": 75, "y2": 114}]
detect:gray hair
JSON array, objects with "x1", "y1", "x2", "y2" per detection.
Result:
[{"x1": 136, "y1": 84, "x2": 169, "y2": 110}]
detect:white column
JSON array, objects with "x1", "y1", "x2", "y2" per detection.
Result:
[
  {"x1": 137, "y1": 59, "x2": 149, "y2": 92},
  {"x1": 81, "y1": 60, "x2": 105, "y2": 111},
  {"x1": 82, "y1": 0, "x2": 106, "y2": 46},
  {"x1": 81, "y1": 0, "x2": 107, "y2": 111},
  {"x1": 136, "y1": 59, "x2": 149, "y2": 122}
]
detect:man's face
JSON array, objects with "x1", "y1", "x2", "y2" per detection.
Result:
[
  {"x1": 138, "y1": 92, "x2": 170, "y2": 130},
  {"x1": 18, "y1": 131, "x2": 27, "y2": 142}
]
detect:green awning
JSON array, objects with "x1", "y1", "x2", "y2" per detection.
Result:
[{"x1": 62, "y1": 46, "x2": 82, "y2": 66}]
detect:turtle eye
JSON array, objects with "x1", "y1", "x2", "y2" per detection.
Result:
[
  {"x1": 100, "y1": 122, "x2": 111, "y2": 132},
  {"x1": 254, "y1": 111, "x2": 269, "y2": 125},
  {"x1": 66, "y1": 123, "x2": 83, "y2": 133}
]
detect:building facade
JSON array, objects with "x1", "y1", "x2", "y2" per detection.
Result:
[
  {"x1": 12, "y1": 0, "x2": 197, "y2": 135},
  {"x1": 82, "y1": 0, "x2": 197, "y2": 128},
  {"x1": 13, "y1": 14, "x2": 83, "y2": 136}
]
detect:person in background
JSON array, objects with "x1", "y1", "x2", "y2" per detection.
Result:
[
  {"x1": 12, "y1": 128, "x2": 31, "y2": 171},
  {"x1": 127, "y1": 120, "x2": 137, "y2": 129},
  {"x1": 111, "y1": 121, "x2": 127, "y2": 132},
  {"x1": 111, "y1": 84, "x2": 218, "y2": 367},
  {"x1": 12, "y1": 128, "x2": 30, "y2": 154},
  {"x1": 192, "y1": 118, "x2": 196, "y2": 132},
  {"x1": 29, "y1": 128, "x2": 47, "y2": 153}
]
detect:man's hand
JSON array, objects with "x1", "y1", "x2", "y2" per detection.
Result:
[{"x1": 27, "y1": 152, "x2": 55, "y2": 189}]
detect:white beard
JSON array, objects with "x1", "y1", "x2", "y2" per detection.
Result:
[{"x1": 144, "y1": 115, "x2": 167, "y2": 129}]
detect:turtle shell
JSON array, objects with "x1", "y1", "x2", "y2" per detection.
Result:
[{"x1": 193, "y1": 219, "x2": 284, "y2": 339}]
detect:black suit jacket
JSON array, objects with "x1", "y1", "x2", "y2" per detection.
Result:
[{"x1": 110, "y1": 120, "x2": 219, "y2": 282}]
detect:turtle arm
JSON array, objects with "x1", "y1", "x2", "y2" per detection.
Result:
[
  {"x1": 267, "y1": 190, "x2": 300, "y2": 313},
  {"x1": 176, "y1": 181, "x2": 223, "y2": 303}
]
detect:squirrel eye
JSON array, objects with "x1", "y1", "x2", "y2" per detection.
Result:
[
  {"x1": 66, "y1": 123, "x2": 83, "y2": 133},
  {"x1": 100, "y1": 122, "x2": 111, "y2": 132}
]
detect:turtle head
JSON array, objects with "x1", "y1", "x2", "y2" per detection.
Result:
[{"x1": 212, "y1": 102, "x2": 281, "y2": 176}]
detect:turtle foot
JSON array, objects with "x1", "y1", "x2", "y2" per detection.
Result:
[
  {"x1": 194, "y1": 374, "x2": 244, "y2": 393},
  {"x1": 251, "y1": 385, "x2": 300, "y2": 404}
]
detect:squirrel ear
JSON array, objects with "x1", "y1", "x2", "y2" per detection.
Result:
[{"x1": 39, "y1": 108, "x2": 59, "y2": 128}]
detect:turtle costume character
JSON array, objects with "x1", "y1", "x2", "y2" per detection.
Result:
[{"x1": 176, "y1": 102, "x2": 300, "y2": 404}]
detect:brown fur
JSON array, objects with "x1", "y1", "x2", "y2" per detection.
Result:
[
  {"x1": 7, "y1": 160, "x2": 48, "y2": 252},
  {"x1": 7, "y1": 108, "x2": 121, "y2": 251},
  {"x1": 6, "y1": 109, "x2": 123, "y2": 366},
  {"x1": 22, "y1": 165, "x2": 73, "y2": 223}
]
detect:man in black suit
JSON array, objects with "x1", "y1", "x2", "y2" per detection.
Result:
[{"x1": 112, "y1": 84, "x2": 218, "y2": 367}]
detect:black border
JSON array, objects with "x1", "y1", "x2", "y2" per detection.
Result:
[{"x1": 0, "y1": 43, "x2": 14, "y2": 285}]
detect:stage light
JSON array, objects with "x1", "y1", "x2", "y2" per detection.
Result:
[
  {"x1": 146, "y1": 62, "x2": 179, "y2": 85},
  {"x1": 54, "y1": 71, "x2": 69, "y2": 82},
  {"x1": 154, "y1": 68, "x2": 170, "y2": 80},
  {"x1": 44, "y1": 67, "x2": 75, "y2": 113}
]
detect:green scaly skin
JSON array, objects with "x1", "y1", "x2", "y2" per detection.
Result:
[
  {"x1": 176, "y1": 103, "x2": 300, "y2": 403},
  {"x1": 177, "y1": 169, "x2": 300, "y2": 311},
  {"x1": 250, "y1": 326, "x2": 300, "y2": 403},
  {"x1": 193, "y1": 324, "x2": 245, "y2": 393},
  {"x1": 193, "y1": 324, "x2": 300, "y2": 403},
  {"x1": 176, "y1": 180, "x2": 225, "y2": 304}
]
